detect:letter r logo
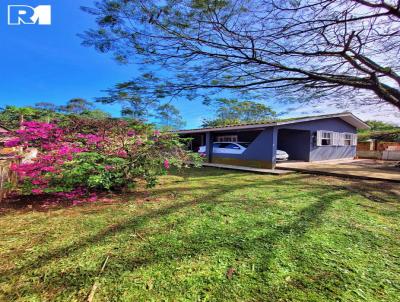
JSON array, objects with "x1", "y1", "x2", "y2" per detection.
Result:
[{"x1": 8, "y1": 5, "x2": 51, "y2": 25}]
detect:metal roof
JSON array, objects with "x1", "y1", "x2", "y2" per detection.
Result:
[{"x1": 175, "y1": 112, "x2": 370, "y2": 134}]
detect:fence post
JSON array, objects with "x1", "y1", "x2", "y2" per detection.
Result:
[{"x1": 0, "y1": 165, "x2": 4, "y2": 203}]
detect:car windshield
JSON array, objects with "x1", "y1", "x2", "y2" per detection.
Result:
[{"x1": 237, "y1": 143, "x2": 250, "y2": 148}]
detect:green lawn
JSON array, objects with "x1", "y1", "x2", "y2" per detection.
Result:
[{"x1": 0, "y1": 168, "x2": 399, "y2": 301}]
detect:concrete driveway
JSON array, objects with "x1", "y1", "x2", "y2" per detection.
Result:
[{"x1": 277, "y1": 159, "x2": 400, "y2": 182}]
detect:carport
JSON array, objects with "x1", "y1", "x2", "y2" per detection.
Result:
[
  {"x1": 277, "y1": 129, "x2": 310, "y2": 161},
  {"x1": 180, "y1": 126, "x2": 277, "y2": 169}
]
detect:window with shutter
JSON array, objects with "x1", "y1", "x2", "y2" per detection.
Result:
[
  {"x1": 333, "y1": 132, "x2": 341, "y2": 146},
  {"x1": 338, "y1": 133, "x2": 345, "y2": 146},
  {"x1": 318, "y1": 131, "x2": 334, "y2": 146},
  {"x1": 316, "y1": 130, "x2": 322, "y2": 146},
  {"x1": 343, "y1": 133, "x2": 352, "y2": 146},
  {"x1": 352, "y1": 134, "x2": 357, "y2": 146}
]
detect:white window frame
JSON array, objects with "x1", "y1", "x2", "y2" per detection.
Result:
[
  {"x1": 342, "y1": 133, "x2": 353, "y2": 146},
  {"x1": 216, "y1": 135, "x2": 238, "y2": 142},
  {"x1": 338, "y1": 133, "x2": 357, "y2": 146},
  {"x1": 317, "y1": 130, "x2": 334, "y2": 146}
]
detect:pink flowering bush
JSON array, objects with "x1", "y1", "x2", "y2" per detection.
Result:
[{"x1": 4, "y1": 118, "x2": 201, "y2": 201}]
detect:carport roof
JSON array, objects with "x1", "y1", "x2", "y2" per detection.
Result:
[{"x1": 175, "y1": 112, "x2": 370, "y2": 134}]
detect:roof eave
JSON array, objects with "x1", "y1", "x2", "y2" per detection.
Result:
[
  {"x1": 275, "y1": 112, "x2": 370, "y2": 130},
  {"x1": 174, "y1": 123, "x2": 276, "y2": 134},
  {"x1": 339, "y1": 114, "x2": 370, "y2": 130},
  {"x1": 174, "y1": 112, "x2": 370, "y2": 134}
]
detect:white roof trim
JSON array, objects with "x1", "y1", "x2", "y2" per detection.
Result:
[
  {"x1": 339, "y1": 114, "x2": 370, "y2": 130},
  {"x1": 175, "y1": 112, "x2": 369, "y2": 134},
  {"x1": 176, "y1": 125, "x2": 274, "y2": 134},
  {"x1": 274, "y1": 113, "x2": 370, "y2": 130}
]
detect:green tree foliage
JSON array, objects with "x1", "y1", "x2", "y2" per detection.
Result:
[
  {"x1": 34, "y1": 102, "x2": 58, "y2": 112},
  {"x1": 79, "y1": 109, "x2": 111, "y2": 119},
  {"x1": 60, "y1": 99, "x2": 111, "y2": 119},
  {"x1": 6, "y1": 117, "x2": 202, "y2": 198},
  {"x1": 98, "y1": 81, "x2": 159, "y2": 121},
  {"x1": 59, "y1": 98, "x2": 95, "y2": 114},
  {"x1": 81, "y1": 0, "x2": 400, "y2": 111},
  {"x1": 0, "y1": 100, "x2": 111, "y2": 129},
  {"x1": 358, "y1": 120, "x2": 400, "y2": 141},
  {"x1": 34, "y1": 102, "x2": 63, "y2": 122},
  {"x1": 202, "y1": 99, "x2": 276, "y2": 127},
  {"x1": 96, "y1": 81, "x2": 186, "y2": 128},
  {"x1": 155, "y1": 104, "x2": 186, "y2": 130},
  {"x1": 0, "y1": 106, "x2": 44, "y2": 129},
  {"x1": 364, "y1": 120, "x2": 399, "y2": 132}
]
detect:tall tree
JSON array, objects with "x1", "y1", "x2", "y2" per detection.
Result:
[
  {"x1": 366, "y1": 120, "x2": 399, "y2": 131},
  {"x1": 0, "y1": 106, "x2": 41, "y2": 129},
  {"x1": 97, "y1": 81, "x2": 159, "y2": 121},
  {"x1": 59, "y1": 98, "x2": 95, "y2": 114},
  {"x1": 80, "y1": 109, "x2": 111, "y2": 119},
  {"x1": 34, "y1": 102, "x2": 58, "y2": 112},
  {"x1": 0, "y1": 102, "x2": 111, "y2": 129},
  {"x1": 202, "y1": 99, "x2": 276, "y2": 127},
  {"x1": 358, "y1": 120, "x2": 400, "y2": 141},
  {"x1": 155, "y1": 103, "x2": 186, "y2": 129},
  {"x1": 34, "y1": 102, "x2": 60, "y2": 122},
  {"x1": 81, "y1": 0, "x2": 400, "y2": 111},
  {"x1": 96, "y1": 80, "x2": 186, "y2": 126}
]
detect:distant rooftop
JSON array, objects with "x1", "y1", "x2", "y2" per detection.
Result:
[{"x1": 175, "y1": 112, "x2": 370, "y2": 134}]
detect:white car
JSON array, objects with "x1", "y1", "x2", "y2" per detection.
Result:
[{"x1": 198, "y1": 142, "x2": 289, "y2": 161}]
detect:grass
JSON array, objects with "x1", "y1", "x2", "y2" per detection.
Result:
[{"x1": 0, "y1": 168, "x2": 399, "y2": 302}]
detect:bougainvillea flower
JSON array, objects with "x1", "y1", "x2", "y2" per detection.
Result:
[{"x1": 164, "y1": 159, "x2": 170, "y2": 169}]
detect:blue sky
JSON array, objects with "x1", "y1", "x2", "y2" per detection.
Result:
[
  {"x1": 0, "y1": 1, "x2": 130, "y2": 115},
  {"x1": 0, "y1": 0, "x2": 399, "y2": 128},
  {"x1": 0, "y1": 0, "x2": 215, "y2": 128}
]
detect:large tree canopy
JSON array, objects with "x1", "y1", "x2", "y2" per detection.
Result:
[
  {"x1": 58, "y1": 98, "x2": 95, "y2": 114},
  {"x1": 202, "y1": 98, "x2": 277, "y2": 127},
  {"x1": 97, "y1": 81, "x2": 186, "y2": 128},
  {"x1": 0, "y1": 100, "x2": 111, "y2": 130},
  {"x1": 81, "y1": 0, "x2": 400, "y2": 111}
]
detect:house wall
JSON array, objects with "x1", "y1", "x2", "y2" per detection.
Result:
[
  {"x1": 211, "y1": 128, "x2": 277, "y2": 169},
  {"x1": 276, "y1": 118, "x2": 357, "y2": 161},
  {"x1": 186, "y1": 117, "x2": 358, "y2": 168}
]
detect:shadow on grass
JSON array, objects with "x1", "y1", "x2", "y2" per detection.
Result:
[
  {"x1": 50, "y1": 191, "x2": 350, "y2": 300},
  {"x1": 0, "y1": 172, "x2": 359, "y2": 299},
  {"x1": 167, "y1": 167, "x2": 399, "y2": 204},
  {"x1": 1, "y1": 168, "x2": 399, "y2": 300}
]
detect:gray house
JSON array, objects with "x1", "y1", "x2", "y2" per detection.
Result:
[{"x1": 177, "y1": 112, "x2": 369, "y2": 169}]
